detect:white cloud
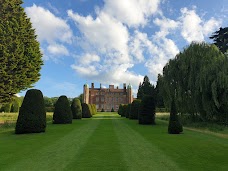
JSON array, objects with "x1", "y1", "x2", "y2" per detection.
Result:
[
  {"x1": 79, "y1": 53, "x2": 100, "y2": 65},
  {"x1": 25, "y1": 4, "x2": 72, "y2": 44},
  {"x1": 103, "y1": 0, "x2": 161, "y2": 27},
  {"x1": 180, "y1": 7, "x2": 221, "y2": 43},
  {"x1": 47, "y1": 44, "x2": 69, "y2": 56},
  {"x1": 68, "y1": 10, "x2": 130, "y2": 63}
]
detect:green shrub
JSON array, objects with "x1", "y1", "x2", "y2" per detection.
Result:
[
  {"x1": 45, "y1": 107, "x2": 54, "y2": 112},
  {"x1": 126, "y1": 104, "x2": 131, "y2": 118},
  {"x1": 139, "y1": 95, "x2": 156, "y2": 125},
  {"x1": 15, "y1": 89, "x2": 46, "y2": 134},
  {"x1": 82, "y1": 103, "x2": 92, "y2": 118},
  {"x1": 11, "y1": 98, "x2": 20, "y2": 113},
  {"x1": 101, "y1": 108, "x2": 104, "y2": 112},
  {"x1": 168, "y1": 99, "x2": 183, "y2": 134},
  {"x1": 3, "y1": 103, "x2": 12, "y2": 113},
  {"x1": 91, "y1": 104, "x2": 97, "y2": 115},
  {"x1": 129, "y1": 100, "x2": 141, "y2": 119},
  {"x1": 53, "y1": 95, "x2": 73, "y2": 124},
  {"x1": 111, "y1": 107, "x2": 114, "y2": 112},
  {"x1": 118, "y1": 104, "x2": 123, "y2": 115},
  {"x1": 122, "y1": 105, "x2": 128, "y2": 117},
  {"x1": 71, "y1": 98, "x2": 82, "y2": 119}
]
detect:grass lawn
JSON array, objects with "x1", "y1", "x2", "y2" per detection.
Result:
[{"x1": 0, "y1": 112, "x2": 227, "y2": 171}]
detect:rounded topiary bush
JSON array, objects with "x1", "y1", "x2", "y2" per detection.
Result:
[
  {"x1": 71, "y1": 98, "x2": 82, "y2": 119},
  {"x1": 168, "y1": 99, "x2": 183, "y2": 134},
  {"x1": 82, "y1": 103, "x2": 92, "y2": 118},
  {"x1": 139, "y1": 95, "x2": 155, "y2": 125},
  {"x1": 129, "y1": 99, "x2": 141, "y2": 120},
  {"x1": 53, "y1": 95, "x2": 73, "y2": 124},
  {"x1": 15, "y1": 89, "x2": 46, "y2": 134},
  {"x1": 111, "y1": 107, "x2": 114, "y2": 112}
]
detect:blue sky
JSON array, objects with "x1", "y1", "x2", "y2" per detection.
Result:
[{"x1": 19, "y1": 0, "x2": 228, "y2": 98}]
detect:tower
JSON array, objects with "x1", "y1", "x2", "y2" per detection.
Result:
[
  {"x1": 83, "y1": 83, "x2": 89, "y2": 104},
  {"x1": 127, "y1": 83, "x2": 133, "y2": 103}
]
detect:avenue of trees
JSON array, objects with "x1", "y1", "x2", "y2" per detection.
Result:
[{"x1": 0, "y1": 0, "x2": 43, "y2": 103}]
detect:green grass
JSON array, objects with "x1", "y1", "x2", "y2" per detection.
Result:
[{"x1": 0, "y1": 112, "x2": 227, "y2": 170}]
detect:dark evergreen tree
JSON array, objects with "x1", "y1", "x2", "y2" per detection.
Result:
[
  {"x1": 101, "y1": 108, "x2": 105, "y2": 112},
  {"x1": 137, "y1": 76, "x2": 155, "y2": 100},
  {"x1": 168, "y1": 99, "x2": 183, "y2": 134},
  {"x1": 129, "y1": 99, "x2": 141, "y2": 119},
  {"x1": 210, "y1": 27, "x2": 228, "y2": 54},
  {"x1": 82, "y1": 103, "x2": 92, "y2": 118},
  {"x1": 0, "y1": 0, "x2": 43, "y2": 103},
  {"x1": 15, "y1": 89, "x2": 46, "y2": 134},
  {"x1": 53, "y1": 96, "x2": 72, "y2": 124},
  {"x1": 111, "y1": 107, "x2": 114, "y2": 112},
  {"x1": 71, "y1": 98, "x2": 82, "y2": 119},
  {"x1": 139, "y1": 95, "x2": 156, "y2": 125}
]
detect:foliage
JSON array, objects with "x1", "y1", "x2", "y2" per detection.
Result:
[
  {"x1": 10, "y1": 97, "x2": 20, "y2": 112},
  {"x1": 2, "y1": 103, "x2": 11, "y2": 113},
  {"x1": 160, "y1": 42, "x2": 228, "y2": 124},
  {"x1": 77, "y1": 94, "x2": 83, "y2": 104},
  {"x1": 101, "y1": 108, "x2": 104, "y2": 112},
  {"x1": 125, "y1": 104, "x2": 131, "y2": 118},
  {"x1": 71, "y1": 98, "x2": 82, "y2": 119},
  {"x1": 155, "y1": 74, "x2": 165, "y2": 108},
  {"x1": 91, "y1": 104, "x2": 97, "y2": 115},
  {"x1": 118, "y1": 104, "x2": 123, "y2": 116},
  {"x1": 111, "y1": 107, "x2": 114, "y2": 112},
  {"x1": 210, "y1": 27, "x2": 228, "y2": 54},
  {"x1": 168, "y1": 99, "x2": 183, "y2": 134},
  {"x1": 15, "y1": 89, "x2": 46, "y2": 134},
  {"x1": 129, "y1": 99, "x2": 141, "y2": 119},
  {"x1": 53, "y1": 96, "x2": 72, "y2": 124},
  {"x1": 0, "y1": 0, "x2": 43, "y2": 103},
  {"x1": 137, "y1": 75, "x2": 155, "y2": 100},
  {"x1": 82, "y1": 103, "x2": 92, "y2": 118},
  {"x1": 139, "y1": 95, "x2": 156, "y2": 125}
]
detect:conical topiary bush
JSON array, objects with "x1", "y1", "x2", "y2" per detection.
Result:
[
  {"x1": 71, "y1": 98, "x2": 82, "y2": 119},
  {"x1": 168, "y1": 99, "x2": 183, "y2": 134},
  {"x1": 15, "y1": 89, "x2": 46, "y2": 134},
  {"x1": 53, "y1": 95, "x2": 73, "y2": 124}
]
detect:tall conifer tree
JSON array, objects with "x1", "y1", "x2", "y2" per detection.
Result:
[{"x1": 0, "y1": 0, "x2": 43, "y2": 103}]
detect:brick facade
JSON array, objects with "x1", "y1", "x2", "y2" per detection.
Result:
[{"x1": 83, "y1": 83, "x2": 133, "y2": 111}]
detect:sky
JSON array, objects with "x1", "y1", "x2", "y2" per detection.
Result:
[{"x1": 19, "y1": 0, "x2": 228, "y2": 98}]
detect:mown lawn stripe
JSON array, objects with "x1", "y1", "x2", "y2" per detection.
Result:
[
  {"x1": 65, "y1": 113, "x2": 127, "y2": 171},
  {"x1": 113, "y1": 118, "x2": 181, "y2": 171},
  {"x1": 0, "y1": 119, "x2": 99, "y2": 171}
]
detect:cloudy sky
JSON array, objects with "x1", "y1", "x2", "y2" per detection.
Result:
[{"x1": 20, "y1": 0, "x2": 228, "y2": 98}]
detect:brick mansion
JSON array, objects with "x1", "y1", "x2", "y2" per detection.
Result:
[{"x1": 83, "y1": 83, "x2": 133, "y2": 111}]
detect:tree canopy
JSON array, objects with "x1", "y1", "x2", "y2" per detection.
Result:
[
  {"x1": 137, "y1": 75, "x2": 155, "y2": 100},
  {"x1": 160, "y1": 42, "x2": 228, "y2": 124},
  {"x1": 210, "y1": 27, "x2": 228, "y2": 54},
  {"x1": 0, "y1": 0, "x2": 43, "y2": 103}
]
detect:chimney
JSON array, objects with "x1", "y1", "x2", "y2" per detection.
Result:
[{"x1": 123, "y1": 83, "x2": 126, "y2": 89}]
